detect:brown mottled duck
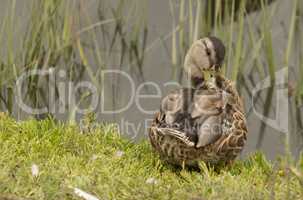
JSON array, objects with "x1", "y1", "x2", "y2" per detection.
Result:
[{"x1": 149, "y1": 36, "x2": 247, "y2": 167}]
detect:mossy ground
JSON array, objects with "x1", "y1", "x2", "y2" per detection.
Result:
[{"x1": 0, "y1": 113, "x2": 302, "y2": 200}]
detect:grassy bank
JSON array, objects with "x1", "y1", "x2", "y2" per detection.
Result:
[{"x1": 0, "y1": 113, "x2": 302, "y2": 200}]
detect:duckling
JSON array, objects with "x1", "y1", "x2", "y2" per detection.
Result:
[
  {"x1": 160, "y1": 88, "x2": 197, "y2": 142},
  {"x1": 191, "y1": 89, "x2": 224, "y2": 148}
]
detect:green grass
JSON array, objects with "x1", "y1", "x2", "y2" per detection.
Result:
[{"x1": 0, "y1": 113, "x2": 302, "y2": 200}]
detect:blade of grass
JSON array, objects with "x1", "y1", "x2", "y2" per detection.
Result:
[
  {"x1": 193, "y1": 0, "x2": 202, "y2": 41},
  {"x1": 169, "y1": 0, "x2": 178, "y2": 79},
  {"x1": 256, "y1": 0, "x2": 278, "y2": 148},
  {"x1": 231, "y1": 0, "x2": 245, "y2": 81},
  {"x1": 227, "y1": 0, "x2": 235, "y2": 76},
  {"x1": 189, "y1": 0, "x2": 194, "y2": 43}
]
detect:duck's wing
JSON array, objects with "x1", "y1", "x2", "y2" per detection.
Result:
[
  {"x1": 210, "y1": 75, "x2": 248, "y2": 158},
  {"x1": 195, "y1": 115, "x2": 222, "y2": 148},
  {"x1": 150, "y1": 126, "x2": 195, "y2": 147},
  {"x1": 190, "y1": 89, "x2": 223, "y2": 118}
]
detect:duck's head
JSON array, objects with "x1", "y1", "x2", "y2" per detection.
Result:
[{"x1": 184, "y1": 36, "x2": 225, "y2": 87}]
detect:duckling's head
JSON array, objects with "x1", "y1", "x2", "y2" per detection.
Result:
[{"x1": 184, "y1": 36, "x2": 225, "y2": 87}]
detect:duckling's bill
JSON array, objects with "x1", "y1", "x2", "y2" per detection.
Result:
[{"x1": 202, "y1": 70, "x2": 215, "y2": 82}]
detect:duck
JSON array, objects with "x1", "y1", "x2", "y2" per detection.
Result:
[{"x1": 149, "y1": 36, "x2": 247, "y2": 167}]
